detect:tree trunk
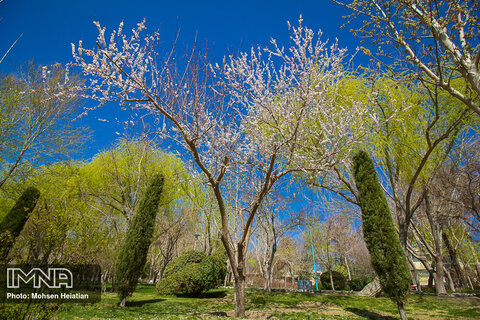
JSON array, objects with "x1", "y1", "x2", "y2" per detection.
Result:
[
  {"x1": 428, "y1": 269, "x2": 434, "y2": 289},
  {"x1": 443, "y1": 232, "x2": 466, "y2": 288},
  {"x1": 265, "y1": 265, "x2": 272, "y2": 292},
  {"x1": 233, "y1": 240, "x2": 248, "y2": 318},
  {"x1": 234, "y1": 275, "x2": 246, "y2": 318},
  {"x1": 475, "y1": 262, "x2": 480, "y2": 283},
  {"x1": 467, "y1": 274, "x2": 474, "y2": 290},
  {"x1": 435, "y1": 255, "x2": 447, "y2": 295},
  {"x1": 344, "y1": 256, "x2": 352, "y2": 281},
  {"x1": 118, "y1": 294, "x2": 127, "y2": 307},
  {"x1": 264, "y1": 241, "x2": 276, "y2": 293},
  {"x1": 396, "y1": 205, "x2": 409, "y2": 251},
  {"x1": 110, "y1": 275, "x2": 115, "y2": 292},
  {"x1": 224, "y1": 260, "x2": 232, "y2": 287},
  {"x1": 101, "y1": 271, "x2": 108, "y2": 293},
  {"x1": 408, "y1": 256, "x2": 421, "y2": 293},
  {"x1": 397, "y1": 301, "x2": 408, "y2": 320},
  {"x1": 329, "y1": 269, "x2": 335, "y2": 291},
  {"x1": 444, "y1": 267, "x2": 455, "y2": 292}
]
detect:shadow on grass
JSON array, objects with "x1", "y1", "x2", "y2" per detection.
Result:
[
  {"x1": 201, "y1": 290, "x2": 228, "y2": 298},
  {"x1": 346, "y1": 308, "x2": 397, "y2": 320},
  {"x1": 177, "y1": 290, "x2": 227, "y2": 299},
  {"x1": 126, "y1": 298, "x2": 165, "y2": 307}
]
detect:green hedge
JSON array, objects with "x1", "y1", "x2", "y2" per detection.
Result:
[
  {"x1": 156, "y1": 250, "x2": 226, "y2": 296},
  {"x1": 320, "y1": 271, "x2": 346, "y2": 290},
  {"x1": 348, "y1": 277, "x2": 373, "y2": 291}
]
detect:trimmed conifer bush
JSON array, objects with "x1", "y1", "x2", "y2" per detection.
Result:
[
  {"x1": 0, "y1": 187, "x2": 40, "y2": 260},
  {"x1": 115, "y1": 174, "x2": 164, "y2": 307},
  {"x1": 320, "y1": 271, "x2": 346, "y2": 290},
  {"x1": 352, "y1": 150, "x2": 410, "y2": 320},
  {"x1": 156, "y1": 250, "x2": 226, "y2": 296}
]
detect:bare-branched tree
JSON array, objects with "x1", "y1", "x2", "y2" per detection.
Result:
[{"x1": 334, "y1": 0, "x2": 480, "y2": 115}]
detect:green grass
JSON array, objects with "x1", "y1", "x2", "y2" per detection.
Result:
[{"x1": 52, "y1": 285, "x2": 480, "y2": 319}]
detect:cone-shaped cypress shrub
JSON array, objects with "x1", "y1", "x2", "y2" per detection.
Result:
[
  {"x1": 0, "y1": 187, "x2": 40, "y2": 260},
  {"x1": 115, "y1": 174, "x2": 164, "y2": 307},
  {"x1": 352, "y1": 150, "x2": 410, "y2": 320}
]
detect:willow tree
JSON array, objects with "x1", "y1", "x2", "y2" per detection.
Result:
[
  {"x1": 353, "y1": 150, "x2": 410, "y2": 320},
  {"x1": 72, "y1": 18, "x2": 367, "y2": 317}
]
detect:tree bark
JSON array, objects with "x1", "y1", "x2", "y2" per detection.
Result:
[
  {"x1": 444, "y1": 267, "x2": 455, "y2": 292},
  {"x1": 264, "y1": 241, "x2": 276, "y2": 292},
  {"x1": 101, "y1": 271, "x2": 108, "y2": 293},
  {"x1": 396, "y1": 206, "x2": 409, "y2": 251},
  {"x1": 435, "y1": 255, "x2": 447, "y2": 295},
  {"x1": 344, "y1": 256, "x2": 352, "y2": 281},
  {"x1": 231, "y1": 239, "x2": 249, "y2": 318},
  {"x1": 397, "y1": 301, "x2": 408, "y2": 320},
  {"x1": 407, "y1": 256, "x2": 421, "y2": 293},
  {"x1": 329, "y1": 269, "x2": 335, "y2": 291},
  {"x1": 443, "y1": 232, "x2": 466, "y2": 289},
  {"x1": 118, "y1": 294, "x2": 127, "y2": 307},
  {"x1": 234, "y1": 275, "x2": 246, "y2": 318},
  {"x1": 428, "y1": 268, "x2": 434, "y2": 289},
  {"x1": 265, "y1": 266, "x2": 272, "y2": 292}
]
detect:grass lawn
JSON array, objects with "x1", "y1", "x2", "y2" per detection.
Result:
[{"x1": 55, "y1": 285, "x2": 480, "y2": 319}]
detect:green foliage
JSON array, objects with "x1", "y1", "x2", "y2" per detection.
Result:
[
  {"x1": 0, "y1": 140, "x2": 200, "y2": 269},
  {"x1": 81, "y1": 139, "x2": 202, "y2": 220},
  {"x1": 320, "y1": 271, "x2": 346, "y2": 290},
  {"x1": 115, "y1": 174, "x2": 165, "y2": 302},
  {"x1": 0, "y1": 186, "x2": 40, "y2": 260},
  {"x1": 352, "y1": 150, "x2": 411, "y2": 304},
  {"x1": 0, "y1": 186, "x2": 40, "y2": 237},
  {"x1": 347, "y1": 277, "x2": 372, "y2": 291},
  {"x1": 0, "y1": 63, "x2": 88, "y2": 188},
  {"x1": 156, "y1": 250, "x2": 226, "y2": 296},
  {"x1": 0, "y1": 303, "x2": 59, "y2": 320}
]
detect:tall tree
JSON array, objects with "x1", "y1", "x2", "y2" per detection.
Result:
[
  {"x1": 311, "y1": 74, "x2": 472, "y2": 255},
  {"x1": 335, "y1": 0, "x2": 480, "y2": 115},
  {"x1": 72, "y1": 18, "x2": 366, "y2": 317},
  {"x1": 0, "y1": 63, "x2": 88, "y2": 189},
  {"x1": 251, "y1": 187, "x2": 302, "y2": 292},
  {"x1": 353, "y1": 150, "x2": 410, "y2": 320},
  {"x1": 115, "y1": 173, "x2": 164, "y2": 307}
]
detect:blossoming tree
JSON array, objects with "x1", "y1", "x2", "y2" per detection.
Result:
[{"x1": 72, "y1": 18, "x2": 366, "y2": 317}]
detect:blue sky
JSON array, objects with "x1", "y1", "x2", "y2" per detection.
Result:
[{"x1": 0, "y1": 0, "x2": 363, "y2": 158}]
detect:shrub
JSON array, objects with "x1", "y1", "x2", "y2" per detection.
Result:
[
  {"x1": 0, "y1": 303, "x2": 59, "y2": 320},
  {"x1": 348, "y1": 278, "x2": 372, "y2": 291},
  {"x1": 458, "y1": 287, "x2": 480, "y2": 294},
  {"x1": 320, "y1": 271, "x2": 346, "y2": 290},
  {"x1": 0, "y1": 186, "x2": 40, "y2": 261},
  {"x1": 156, "y1": 250, "x2": 226, "y2": 296}
]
